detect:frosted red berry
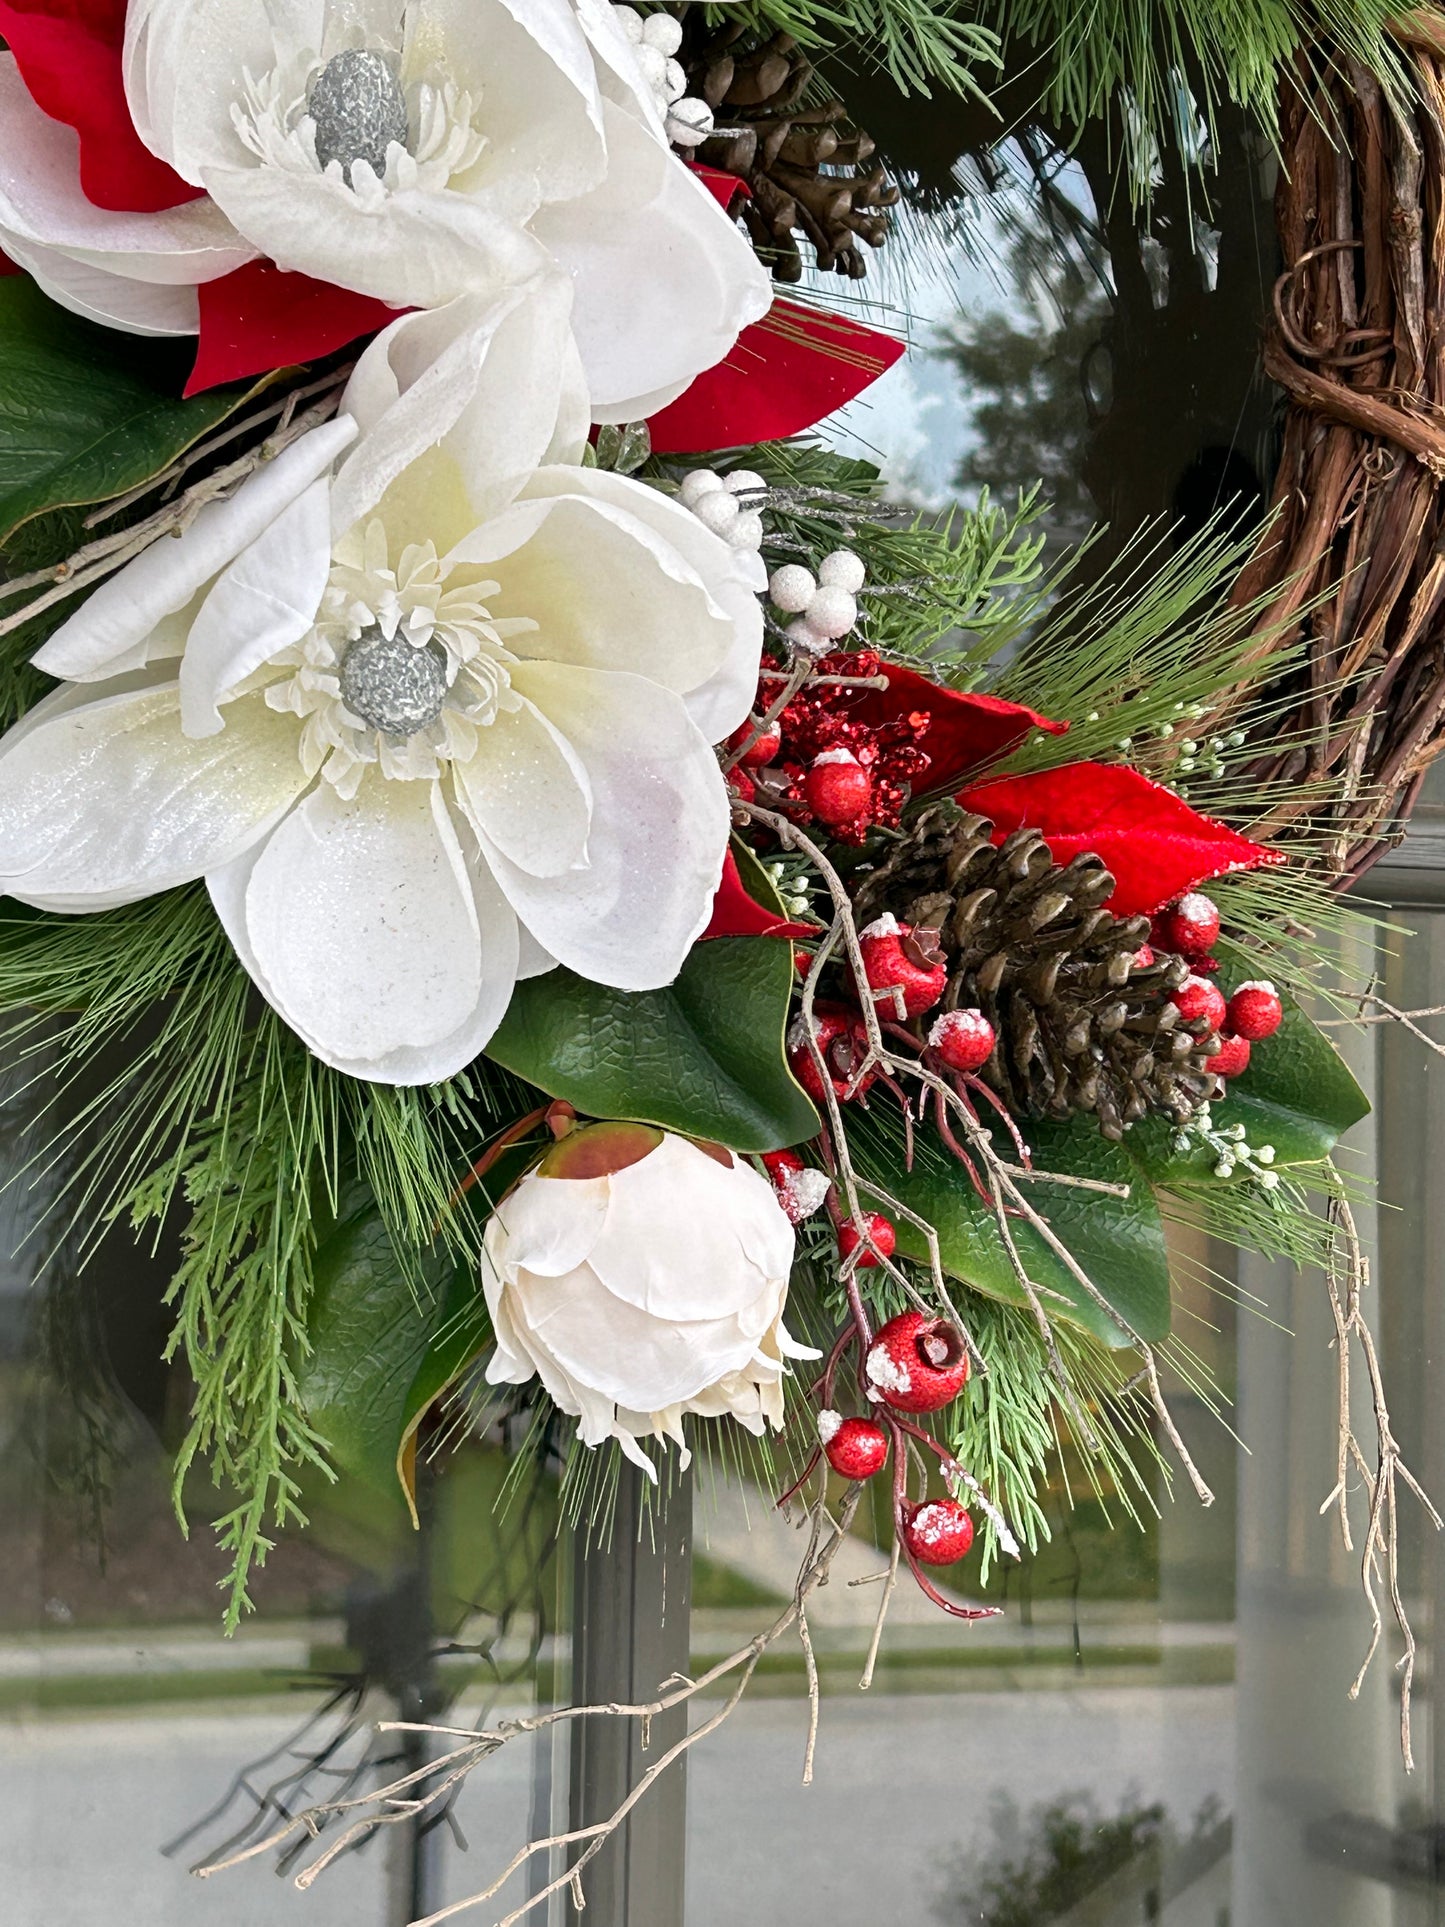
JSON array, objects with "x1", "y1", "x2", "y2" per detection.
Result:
[
  {"x1": 804, "y1": 750, "x2": 873, "y2": 828},
  {"x1": 1207, "y1": 1032, "x2": 1252, "y2": 1078},
  {"x1": 787, "y1": 1005, "x2": 874, "y2": 1104},
  {"x1": 865, "y1": 1311, "x2": 969, "y2": 1414},
  {"x1": 838, "y1": 1211, "x2": 896, "y2": 1269},
  {"x1": 728, "y1": 717, "x2": 782, "y2": 767},
  {"x1": 1172, "y1": 974, "x2": 1228, "y2": 1032},
  {"x1": 762, "y1": 1149, "x2": 831, "y2": 1224},
  {"x1": 858, "y1": 915, "x2": 948, "y2": 1018},
  {"x1": 1132, "y1": 943, "x2": 1155, "y2": 970},
  {"x1": 1227, "y1": 980, "x2": 1283, "y2": 1041},
  {"x1": 902, "y1": 1498, "x2": 975, "y2": 1566},
  {"x1": 819, "y1": 1411, "x2": 889, "y2": 1480},
  {"x1": 1160, "y1": 892, "x2": 1221, "y2": 958},
  {"x1": 928, "y1": 1007, "x2": 995, "y2": 1072},
  {"x1": 727, "y1": 765, "x2": 756, "y2": 805}
]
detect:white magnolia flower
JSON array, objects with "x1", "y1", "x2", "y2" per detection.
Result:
[
  {"x1": 0, "y1": 279, "x2": 765, "y2": 1082},
  {"x1": 0, "y1": 0, "x2": 769, "y2": 417},
  {"x1": 482, "y1": 1126, "x2": 812, "y2": 1473}
]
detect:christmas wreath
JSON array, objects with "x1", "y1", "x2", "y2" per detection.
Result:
[{"x1": 0, "y1": 0, "x2": 1440, "y2": 1908}]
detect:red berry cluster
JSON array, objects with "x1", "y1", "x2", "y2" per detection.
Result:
[
  {"x1": 1157, "y1": 891, "x2": 1283, "y2": 1080},
  {"x1": 729, "y1": 650, "x2": 933, "y2": 843}
]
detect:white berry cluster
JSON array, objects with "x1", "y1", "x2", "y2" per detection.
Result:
[
  {"x1": 678, "y1": 467, "x2": 767, "y2": 555},
  {"x1": 1170, "y1": 1104, "x2": 1280, "y2": 1187},
  {"x1": 768, "y1": 551, "x2": 866, "y2": 657},
  {"x1": 611, "y1": 6, "x2": 714, "y2": 147}
]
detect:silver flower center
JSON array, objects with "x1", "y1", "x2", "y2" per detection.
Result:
[
  {"x1": 339, "y1": 629, "x2": 449, "y2": 736},
  {"x1": 307, "y1": 49, "x2": 409, "y2": 179}
]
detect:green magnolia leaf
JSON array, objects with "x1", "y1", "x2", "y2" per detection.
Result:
[
  {"x1": 0, "y1": 278, "x2": 258, "y2": 544},
  {"x1": 297, "y1": 1189, "x2": 463, "y2": 1500},
  {"x1": 855, "y1": 1110, "x2": 1169, "y2": 1347},
  {"x1": 485, "y1": 853, "x2": 818, "y2": 1151},
  {"x1": 1126, "y1": 974, "x2": 1369, "y2": 1183}
]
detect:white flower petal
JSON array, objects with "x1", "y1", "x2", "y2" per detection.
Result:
[
  {"x1": 332, "y1": 275, "x2": 588, "y2": 542},
  {"x1": 515, "y1": 1263, "x2": 762, "y2": 1411},
  {"x1": 448, "y1": 486, "x2": 736, "y2": 699},
  {"x1": 0, "y1": 683, "x2": 306, "y2": 905},
  {"x1": 34, "y1": 418, "x2": 358, "y2": 683},
  {"x1": 180, "y1": 478, "x2": 332, "y2": 736},
  {"x1": 490, "y1": 1175, "x2": 610, "y2": 1277},
  {"x1": 0, "y1": 60, "x2": 252, "y2": 286},
  {"x1": 0, "y1": 230, "x2": 200, "y2": 336},
  {"x1": 518, "y1": 466, "x2": 764, "y2": 740},
  {"x1": 588, "y1": 1137, "x2": 793, "y2": 1321},
  {"x1": 453, "y1": 696, "x2": 593, "y2": 879},
  {"x1": 483, "y1": 663, "x2": 729, "y2": 989},
  {"x1": 531, "y1": 98, "x2": 771, "y2": 419},
  {"x1": 222, "y1": 778, "x2": 507, "y2": 1076}
]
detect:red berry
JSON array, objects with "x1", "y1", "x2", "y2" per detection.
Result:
[
  {"x1": 1207, "y1": 1032, "x2": 1252, "y2": 1078},
  {"x1": 838, "y1": 1211, "x2": 896, "y2": 1269},
  {"x1": 1133, "y1": 943, "x2": 1155, "y2": 970},
  {"x1": 1227, "y1": 980, "x2": 1283, "y2": 1041},
  {"x1": 1160, "y1": 891, "x2": 1221, "y2": 958},
  {"x1": 928, "y1": 1006, "x2": 995, "y2": 1072},
  {"x1": 819, "y1": 1411, "x2": 889, "y2": 1480},
  {"x1": 902, "y1": 1498, "x2": 974, "y2": 1566},
  {"x1": 858, "y1": 915, "x2": 948, "y2": 1018},
  {"x1": 762, "y1": 1149, "x2": 831, "y2": 1224},
  {"x1": 1172, "y1": 973, "x2": 1228, "y2": 1032},
  {"x1": 727, "y1": 765, "x2": 756, "y2": 804},
  {"x1": 865, "y1": 1312, "x2": 969, "y2": 1414},
  {"x1": 804, "y1": 750, "x2": 873, "y2": 828},
  {"x1": 728, "y1": 717, "x2": 782, "y2": 768},
  {"x1": 787, "y1": 1005, "x2": 875, "y2": 1105}
]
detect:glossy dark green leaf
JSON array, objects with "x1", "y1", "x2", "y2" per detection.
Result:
[
  {"x1": 855, "y1": 1109, "x2": 1169, "y2": 1347},
  {"x1": 0, "y1": 278, "x2": 257, "y2": 544},
  {"x1": 297, "y1": 1189, "x2": 463, "y2": 1499},
  {"x1": 485, "y1": 853, "x2": 818, "y2": 1151}
]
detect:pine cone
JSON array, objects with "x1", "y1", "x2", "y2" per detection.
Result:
[
  {"x1": 678, "y1": 11, "x2": 898, "y2": 282},
  {"x1": 852, "y1": 803, "x2": 1222, "y2": 1139}
]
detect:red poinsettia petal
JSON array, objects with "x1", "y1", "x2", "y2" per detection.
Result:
[
  {"x1": 0, "y1": 0, "x2": 199, "y2": 213},
  {"x1": 690, "y1": 163, "x2": 751, "y2": 213},
  {"x1": 0, "y1": 249, "x2": 20, "y2": 275},
  {"x1": 646, "y1": 299, "x2": 905, "y2": 453},
  {"x1": 959, "y1": 762, "x2": 1281, "y2": 918},
  {"x1": 700, "y1": 849, "x2": 817, "y2": 941},
  {"x1": 848, "y1": 660, "x2": 1066, "y2": 793},
  {"x1": 187, "y1": 261, "x2": 401, "y2": 394}
]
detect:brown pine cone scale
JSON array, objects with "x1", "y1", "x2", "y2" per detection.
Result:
[{"x1": 852, "y1": 803, "x2": 1222, "y2": 1139}]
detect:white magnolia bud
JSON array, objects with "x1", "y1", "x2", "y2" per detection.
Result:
[
  {"x1": 818, "y1": 548, "x2": 866, "y2": 592},
  {"x1": 805, "y1": 584, "x2": 858, "y2": 639},
  {"x1": 768, "y1": 563, "x2": 817, "y2": 611}
]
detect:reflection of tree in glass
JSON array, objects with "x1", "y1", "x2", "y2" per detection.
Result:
[
  {"x1": 938, "y1": 235, "x2": 1112, "y2": 560},
  {"x1": 933, "y1": 1790, "x2": 1229, "y2": 1925}
]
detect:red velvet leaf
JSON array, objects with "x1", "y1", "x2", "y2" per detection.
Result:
[
  {"x1": 849, "y1": 660, "x2": 1067, "y2": 793},
  {"x1": 646, "y1": 298, "x2": 905, "y2": 453},
  {"x1": 700, "y1": 849, "x2": 816, "y2": 941},
  {"x1": 958, "y1": 762, "x2": 1281, "y2": 918},
  {"x1": 0, "y1": 0, "x2": 199, "y2": 213},
  {"x1": 186, "y1": 261, "x2": 400, "y2": 394}
]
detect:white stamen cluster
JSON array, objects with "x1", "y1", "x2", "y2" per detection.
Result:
[
  {"x1": 232, "y1": 53, "x2": 486, "y2": 199},
  {"x1": 768, "y1": 550, "x2": 866, "y2": 657},
  {"x1": 1170, "y1": 1103, "x2": 1280, "y2": 1187},
  {"x1": 610, "y1": 6, "x2": 714, "y2": 147},
  {"x1": 261, "y1": 520, "x2": 538, "y2": 798},
  {"x1": 678, "y1": 467, "x2": 766, "y2": 554}
]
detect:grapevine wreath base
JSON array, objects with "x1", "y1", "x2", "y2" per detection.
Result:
[{"x1": 0, "y1": 0, "x2": 1443, "y2": 1917}]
